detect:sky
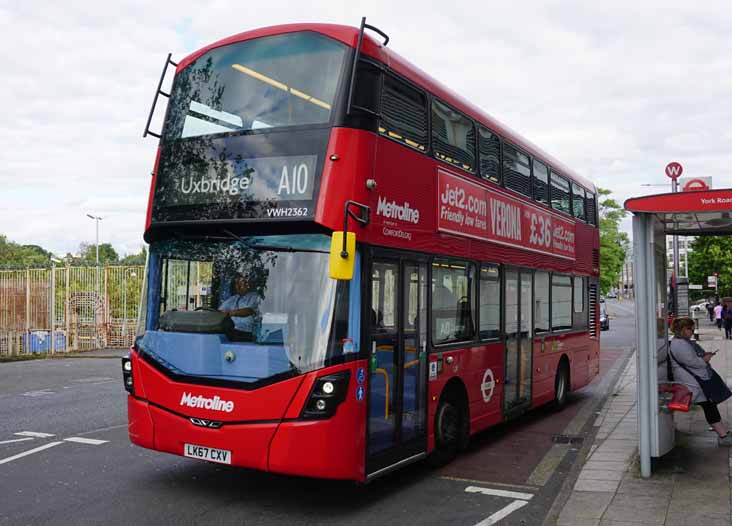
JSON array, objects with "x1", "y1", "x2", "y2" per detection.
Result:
[{"x1": 3, "y1": 1, "x2": 732, "y2": 257}]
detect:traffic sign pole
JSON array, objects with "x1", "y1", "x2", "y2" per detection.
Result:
[{"x1": 665, "y1": 162, "x2": 683, "y2": 281}]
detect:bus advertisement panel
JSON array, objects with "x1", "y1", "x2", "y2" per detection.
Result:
[{"x1": 437, "y1": 170, "x2": 576, "y2": 259}]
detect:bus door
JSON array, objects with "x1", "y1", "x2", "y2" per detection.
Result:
[
  {"x1": 503, "y1": 269, "x2": 533, "y2": 415},
  {"x1": 366, "y1": 257, "x2": 428, "y2": 476}
]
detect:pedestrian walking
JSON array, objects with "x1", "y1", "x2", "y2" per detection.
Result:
[
  {"x1": 725, "y1": 306, "x2": 732, "y2": 340},
  {"x1": 669, "y1": 317, "x2": 732, "y2": 445},
  {"x1": 707, "y1": 302, "x2": 715, "y2": 322},
  {"x1": 714, "y1": 302, "x2": 723, "y2": 330}
]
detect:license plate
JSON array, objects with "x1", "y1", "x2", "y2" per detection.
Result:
[{"x1": 184, "y1": 443, "x2": 231, "y2": 465}]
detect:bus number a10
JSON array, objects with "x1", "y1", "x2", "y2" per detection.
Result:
[
  {"x1": 278, "y1": 163, "x2": 309, "y2": 196},
  {"x1": 529, "y1": 214, "x2": 552, "y2": 248}
]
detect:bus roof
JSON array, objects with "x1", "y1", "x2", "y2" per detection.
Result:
[{"x1": 176, "y1": 23, "x2": 596, "y2": 194}]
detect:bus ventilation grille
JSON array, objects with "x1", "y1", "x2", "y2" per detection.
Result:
[
  {"x1": 592, "y1": 249, "x2": 600, "y2": 269},
  {"x1": 589, "y1": 283, "x2": 598, "y2": 337}
]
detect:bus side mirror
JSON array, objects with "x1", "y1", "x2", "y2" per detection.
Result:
[{"x1": 330, "y1": 232, "x2": 356, "y2": 280}]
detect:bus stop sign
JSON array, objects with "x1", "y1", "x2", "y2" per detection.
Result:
[
  {"x1": 665, "y1": 162, "x2": 683, "y2": 180},
  {"x1": 681, "y1": 177, "x2": 711, "y2": 192}
]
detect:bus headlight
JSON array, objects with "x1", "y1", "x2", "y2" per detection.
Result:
[
  {"x1": 122, "y1": 354, "x2": 134, "y2": 395},
  {"x1": 301, "y1": 370, "x2": 351, "y2": 420}
]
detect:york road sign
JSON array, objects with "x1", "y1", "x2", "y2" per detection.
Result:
[{"x1": 665, "y1": 162, "x2": 683, "y2": 180}]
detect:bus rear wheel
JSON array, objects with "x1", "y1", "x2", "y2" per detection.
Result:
[
  {"x1": 428, "y1": 397, "x2": 462, "y2": 467},
  {"x1": 553, "y1": 361, "x2": 569, "y2": 410}
]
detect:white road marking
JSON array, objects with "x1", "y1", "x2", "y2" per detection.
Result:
[
  {"x1": 0, "y1": 438, "x2": 35, "y2": 445},
  {"x1": 465, "y1": 485, "x2": 534, "y2": 501},
  {"x1": 0, "y1": 442, "x2": 63, "y2": 465},
  {"x1": 22, "y1": 390, "x2": 54, "y2": 397},
  {"x1": 71, "y1": 377, "x2": 114, "y2": 383},
  {"x1": 15, "y1": 431, "x2": 55, "y2": 438},
  {"x1": 473, "y1": 500, "x2": 529, "y2": 526},
  {"x1": 64, "y1": 437, "x2": 108, "y2": 445}
]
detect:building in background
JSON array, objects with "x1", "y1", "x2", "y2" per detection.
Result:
[
  {"x1": 666, "y1": 235, "x2": 694, "y2": 277},
  {"x1": 621, "y1": 246, "x2": 634, "y2": 298}
]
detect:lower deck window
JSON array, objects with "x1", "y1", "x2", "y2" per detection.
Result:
[
  {"x1": 431, "y1": 260, "x2": 475, "y2": 344},
  {"x1": 479, "y1": 264, "x2": 500, "y2": 339},
  {"x1": 551, "y1": 274, "x2": 572, "y2": 330}
]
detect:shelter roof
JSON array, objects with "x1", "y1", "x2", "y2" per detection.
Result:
[{"x1": 624, "y1": 189, "x2": 732, "y2": 235}]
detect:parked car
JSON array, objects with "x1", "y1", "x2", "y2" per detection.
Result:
[
  {"x1": 690, "y1": 302, "x2": 708, "y2": 314},
  {"x1": 600, "y1": 304, "x2": 610, "y2": 330},
  {"x1": 606, "y1": 291, "x2": 617, "y2": 299}
]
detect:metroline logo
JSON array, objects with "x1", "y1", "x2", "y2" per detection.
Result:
[
  {"x1": 376, "y1": 195, "x2": 420, "y2": 224},
  {"x1": 180, "y1": 392, "x2": 235, "y2": 413}
]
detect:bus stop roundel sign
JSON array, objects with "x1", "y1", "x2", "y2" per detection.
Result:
[{"x1": 665, "y1": 162, "x2": 683, "y2": 180}]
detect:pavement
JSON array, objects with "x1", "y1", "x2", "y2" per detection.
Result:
[{"x1": 555, "y1": 318, "x2": 732, "y2": 526}]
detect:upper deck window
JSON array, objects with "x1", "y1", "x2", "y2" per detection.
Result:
[
  {"x1": 379, "y1": 74, "x2": 428, "y2": 151},
  {"x1": 163, "y1": 32, "x2": 347, "y2": 141},
  {"x1": 572, "y1": 182, "x2": 586, "y2": 221},
  {"x1": 432, "y1": 100, "x2": 475, "y2": 172},
  {"x1": 503, "y1": 143, "x2": 531, "y2": 197},
  {"x1": 550, "y1": 172, "x2": 571, "y2": 215},
  {"x1": 533, "y1": 160, "x2": 549, "y2": 206},
  {"x1": 478, "y1": 127, "x2": 501, "y2": 184}
]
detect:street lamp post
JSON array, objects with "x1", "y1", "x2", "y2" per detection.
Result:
[
  {"x1": 86, "y1": 214, "x2": 103, "y2": 348},
  {"x1": 86, "y1": 214, "x2": 103, "y2": 265},
  {"x1": 122, "y1": 268, "x2": 138, "y2": 343}
]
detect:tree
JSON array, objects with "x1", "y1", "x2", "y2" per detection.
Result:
[
  {"x1": 121, "y1": 245, "x2": 148, "y2": 265},
  {"x1": 79, "y1": 242, "x2": 119, "y2": 264},
  {"x1": 688, "y1": 237, "x2": 732, "y2": 298},
  {"x1": 598, "y1": 188, "x2": 629, "y2": 294},
  {"x1": 0, "y1": 235, "x2": 53, "y2": 267}
]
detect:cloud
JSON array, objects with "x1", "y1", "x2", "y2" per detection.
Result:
[{"x1": 3, "y1": 0, "x2": 732, "y2": 257}]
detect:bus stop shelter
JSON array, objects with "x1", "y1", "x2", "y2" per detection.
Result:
[{"x1": 625, "y1": 189, "x2": 732, "y2": 477}]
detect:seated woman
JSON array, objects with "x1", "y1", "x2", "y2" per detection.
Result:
[{"x1": 669, "y1": 317, "x2": 732, "y2": 446}]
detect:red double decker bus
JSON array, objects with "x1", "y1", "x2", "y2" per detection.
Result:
[{"x1": 125, "y1": 20, "x2": 600, "y2": 482}]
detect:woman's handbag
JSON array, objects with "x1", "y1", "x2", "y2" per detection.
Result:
[{"x1": 669, "y1": 349, "x2": 732, "y2": 404}]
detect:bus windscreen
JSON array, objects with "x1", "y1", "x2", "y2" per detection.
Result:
[{"x1": 139, "y1": 234, "x2": 352, "y2": 386}]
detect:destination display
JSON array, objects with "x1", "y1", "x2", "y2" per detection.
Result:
[
  {"x1": 437, "y1": 169, "x2": 576, "y2": 259},
  {"x1": 154, "y1": 151, "x2": 317, "y2": 219},
  {"x1": 149, "y1": 126, "x2": 334, "y2": 226}
]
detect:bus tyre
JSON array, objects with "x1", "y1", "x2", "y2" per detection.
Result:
[
  {"x1": 428, "y1": 398, "x2": 461, "y2": 467},
  {"x1": 553, "y1": 362, "x2": 569, "y2": 410}
]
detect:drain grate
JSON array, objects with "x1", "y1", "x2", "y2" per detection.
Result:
[{"x1": 551, "y1": 434, "x2": 584, "y2": 445}]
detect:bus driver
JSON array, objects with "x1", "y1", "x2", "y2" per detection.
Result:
[{"x1": 219, "y1": 273, "x2": 260, "y2": 334}]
